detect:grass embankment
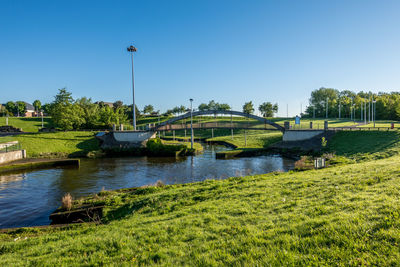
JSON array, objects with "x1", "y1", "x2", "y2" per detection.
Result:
[
  {"x1": 1, "y1": 117, "x2": 54, "y2": 132},
  {"x1": 328, "y1": 130, "x2": 400, "y2": 162},
  {"x1": 2, "y1": 144, "x2": 400, "y2": 264},
  {"x1": 0, "y1": 131, "x2": 99, "y2": 158},
  {"x1": 162, "y1": 139, "x2": 203, "y2": 153}
]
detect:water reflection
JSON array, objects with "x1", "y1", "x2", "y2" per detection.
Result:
[{"x1": 0, "y1": 144, "x2": 294, "y2": 228}]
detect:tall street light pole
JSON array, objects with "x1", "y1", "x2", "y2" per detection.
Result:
[
  {"x1": 127, "y1": 45, "x2": 137, "y2": 131},
  {"x1": 326, "y1": 97, "x2": 329, "y2": 119},
  {"x1": 190, "y1": 99, "x2": 194, "y2": 149}
]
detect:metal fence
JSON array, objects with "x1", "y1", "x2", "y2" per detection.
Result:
[{"x1": 0, "y1": 143, "x2": 21, "y2": 153}]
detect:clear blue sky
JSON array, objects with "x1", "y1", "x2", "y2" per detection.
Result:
[{"x1": 1, "y1": 0, "x2": 399, "y2": 116}]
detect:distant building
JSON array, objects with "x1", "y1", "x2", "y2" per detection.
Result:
[
  {"x1": 95, "y1": 101, "x2": 114, "y2": 108},
  {"x1": 23, "y1": 102, "x2": 36, "y2": 117}
]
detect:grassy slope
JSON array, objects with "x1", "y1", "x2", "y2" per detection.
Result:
[
  {"x1": 0, "y1": 117, "x2": 54, "y2": 132},
  {"x1": 328, "y1": 131, "x2": 400, "y2": 161},
  {"x1": 208, "y1": 131, "x2": 283, "y2": 149},
  {"x1": 0, "y1": 132, "x2": 99, "y2": 158},
  {"x1": 1, "y1": 153, "x2": 400, "y2": 265}
]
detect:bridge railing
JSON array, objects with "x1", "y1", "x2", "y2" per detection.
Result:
[{"x1": 153, "y1": 122, "x2": 280, "y2": 131}]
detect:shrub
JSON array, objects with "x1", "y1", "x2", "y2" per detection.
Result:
[
  {"x1": 61, "y1": 193, "x2": 73, "y2": 210},
  {"x1": 146, "y1": 138, "x2": 186, "y2": 156}
]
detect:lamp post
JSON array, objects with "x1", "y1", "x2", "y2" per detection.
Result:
[
  {"x1": 326, "y1": 97, "x2": 329, "y2": 119},
  {"x1": 373, "y1": 100, "x2": 376, "y2": 127},
  {"x1": 127, "y1": 45, "x2": 137, "y2": 131},
  {"x1": 190, "y1": 98, "x2": 194, "y2": 149},
  {"x1": 41, "y1": 110, "x2": 44, "y2": 128}
]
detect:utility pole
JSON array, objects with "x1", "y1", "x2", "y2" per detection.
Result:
[
  {"x1": 364, "y1": 99, "x2": 367, "y2": 124},
  {"x1": 127, "y1": 45, "x2": 137, "y2": 131},
  {"x1": 300, "y1": 103, "x2": 302, "y2": 117},
  {"x1": 369, "y1": 95, "x2": 371, "y2": 123},
  {"x1": 326, "y1": 97, "x2": 329, "y2": 119},
  {"x1": 286, "y1": 104, "x2": 288, "y2": 118},
  {"x1": 350, "y1": 98, "x2": 353, "y2": 120},
  {"x1": 360, "y1": 103, "x2": 362, "y2": 121},
  {"x1": 313, "y1": 105, "x2": 315, "y2": 119}
]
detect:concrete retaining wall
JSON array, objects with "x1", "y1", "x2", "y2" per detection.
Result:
[
  {"x1": 283, "y1": 130, "x2": 324, "y2": 141},
  {"x1": 0, "y1": 150, "x2": 26, "y2": 164},
  {"x1": 113, "y1": 131, "x2": 156, "y2": 143}
]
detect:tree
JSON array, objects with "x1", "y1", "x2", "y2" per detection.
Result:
[
  {"x1": 178, "y1": 105, "x2": 186, "y2": 114},
  {"x1": 33, "y1": 100, "x2": 42, "y2": 115},
  {"x1": 217, "y1": 103, "x2": 231, "y2": 111},
  {"x1": 259, "y1": 102, "x2": 278, "y2": 117},
  {"x1": 50, "y1": 88, "x2": 85, "y2": 130},
  {"x1": 243, "y1": 101, "x2": 254, "y2": 114},
  {"x1": 198, "y1": 103, "x2": 208, "y2": 111},
  {"x1": 54, "y1": 88, "x2": 73, "y2": 105},
  {"x1": 5, "y1": 101, "x2": 16, "y2": 115},
  {"x1": 143, "y1": 105, "x2": 154, "y2": 115},
  {"x1": 76, "y1": 97, "x2": 99, "y2": 128},
  {"x1": 51, "y1": 103, "x2": 85, "y2": 130},
  {"x1": 42, "y1": 103, "x2": 51, "y2": 114},
  {"x1": 15, "y1": 101, "x2": 26, "y2": 117},
  {"x1": 113, "y1": 101, "x2": 123, "y2": 110}
]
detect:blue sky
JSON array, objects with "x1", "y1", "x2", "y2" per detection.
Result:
[{"x1": 1, "y1": 0, "x2": 400, "y2": 116}]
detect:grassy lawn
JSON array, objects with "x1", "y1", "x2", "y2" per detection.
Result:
[
  {"x1": 0, "y1": 131, "x2": 99, "y2": 158},
  {"x1": 327, "y1": 130, "x2": 400, "y2": 161},
  {"x1": 208, "y1": 131, "x2": 283, "y2": 149},
  {"x1": 0, "y1": 117, "x2": 54, "y2": 132},
  {"x1": 1, "y1": 150, "x2": 400, "y2": 265}
]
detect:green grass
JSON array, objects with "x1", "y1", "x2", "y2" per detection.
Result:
[
  {"x1": 0, "y1": 117, "x2": 54, "y2": 132},
  {"x1": 208, "y1": 131, "x2": 283, "y2": 149},
  {"x1": 0, "y1": 131, "x2": 99, "y2": 158},
  {"x1": 162, "y1": 139, "x2": 203, "y2": 152},
  {"x1": 2, "y1": 153, "x2": 400, "y2": 265},
  {"x1": 327, "y1": 130, "x2": 400, "y2": 161}
]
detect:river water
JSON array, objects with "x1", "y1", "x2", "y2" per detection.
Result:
[{"x1": 0, "y1": 144, "x2": 294, "y2": 229}]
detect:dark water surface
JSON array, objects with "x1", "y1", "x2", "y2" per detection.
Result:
[{"x1": 0, "y1": 144, "x2": 294, "y2": 228}]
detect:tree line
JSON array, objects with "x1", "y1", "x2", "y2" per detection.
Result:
[
  {"x1": 304, "y1": 87, "x2": 400, "y2": 120},
  {"x1": 1, "y1": 88, "x2": 279, "y2": 130}
]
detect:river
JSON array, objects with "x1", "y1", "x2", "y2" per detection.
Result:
[{"x1": 0, "y1": 144, "x2": 294, "y2": 229}]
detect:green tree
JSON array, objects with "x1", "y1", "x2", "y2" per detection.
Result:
[
  {"x1": 54, "y1": 88, "x2": 73, "y2": 105},
  {"x1": 113, "y1": 101, "x2": 123, "y2": 110},
  {"x1": 33, "y1": 100, "x2": 42, "y2": 114},
  {"x1": 50, "y1": 88, "x2": 85, "y2": 130},
  {"x1": 143, "y1": 105, "x2": 154, "y2": 114},
  {"x1": 217, "y1": 103, "x2": 231, "y2": 111},
  {"x1": 258, "y1": 102, "x2": 278, "y2": 117},
  {"x1": 243, "y1": 101, "x2": 254, "y2": 114},
  {"x1": 15, "y1": 101, "x2": 26, "y2": 117},
  {"x1": 5, "y1": 101, "x2": 16, "y2": 115},
  {"x1": 198, "y1": 103, "x2": 208, "y2": 111},
  {"x1": 76, "y1": 97, "x2": 99, "y2": 129}
]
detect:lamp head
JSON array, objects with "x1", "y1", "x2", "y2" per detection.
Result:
[{"x1": 127, "y1": 45, "x2": 137, "y2": 52}]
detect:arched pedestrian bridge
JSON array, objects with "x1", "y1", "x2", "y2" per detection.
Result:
[{"x1": 151, "y1": 110, "x2": 285, "y2": 132}]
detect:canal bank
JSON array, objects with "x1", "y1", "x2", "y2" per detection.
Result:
[{"x1": 0, "y1": 144, "x2": 295, "y2": 229}]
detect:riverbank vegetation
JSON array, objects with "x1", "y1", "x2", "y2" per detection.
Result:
[{"x1": 1, "y1": 137, "x2": 400, "y2": 264}]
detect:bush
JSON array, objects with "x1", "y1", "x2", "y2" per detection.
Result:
[
  {"x1": 62, "y1": 193, "x2": 73, "y2": 210},
  {"x1": 146, "y1": 138, "x2": 186, "y2": 156}
]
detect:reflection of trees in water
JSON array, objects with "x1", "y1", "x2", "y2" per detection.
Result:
[{"x1": 0, "y1": 173, "x2": 26, "y2": 186}]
